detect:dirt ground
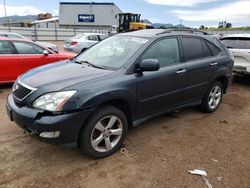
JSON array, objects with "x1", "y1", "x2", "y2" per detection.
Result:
[{"x1": 0, "y1": 75, "x2": 250, "y2": 188}]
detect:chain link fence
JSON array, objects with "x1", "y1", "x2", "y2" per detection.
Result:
[
  {"x1": 1, "y1": 26, "x2": 250, "y2": 41},
  {"x1": 0, "y1": 26, "x2": 112, "y2": 41}
]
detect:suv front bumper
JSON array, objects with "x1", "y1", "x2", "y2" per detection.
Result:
[{"x1": 6, "y1": 94, "x2": 92, "y2": 146}]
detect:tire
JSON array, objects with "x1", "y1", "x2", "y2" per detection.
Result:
[
  {"x1": 200, "y1": 81, "x2": 223, "y2": 113},
  {"x1": 79, "y1": 105, "x2": 128, "y2": 158}
]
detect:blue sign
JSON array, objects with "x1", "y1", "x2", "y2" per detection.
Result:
[{"x1": 78, "y1": 14, "x2": 95, "y2": 23}]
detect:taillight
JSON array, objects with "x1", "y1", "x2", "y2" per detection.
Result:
[{"x1": 71, "y1": 41, "x2": 78, "y2": 46}]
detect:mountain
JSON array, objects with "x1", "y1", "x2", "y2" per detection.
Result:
[
  {"x1": 143, "y1": 19, "x2": 152, "y2": 24},
  {"x1": 153, "y1": 23, "x2": 174, "y2": 29},
  {"x1": 0, "y1": 15, "x2": 37, "y2": 23}
]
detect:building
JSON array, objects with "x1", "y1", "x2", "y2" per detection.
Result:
[
  {"x1": 32, "y1": 17, "x2": 59, "y2": 28},
  {"x1": 59, "y1": 2, "x2": 122, "y2": 29},
  {"x1": 38, "y1": 13, "x2": 52, "y2": 20}
]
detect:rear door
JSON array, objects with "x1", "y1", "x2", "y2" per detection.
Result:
[
  {"x1": 0, "y1": 40, "x2": 20, "y2": 83},
  {"x1": 181, "y1": 37, "x2": 221, "y2": 101},
  {"x1": 136, "y1": 37, "x2": 187, "y2": 117},
  {"x1": 11, "y1": 41, "x2": 59, "y2": 74}
]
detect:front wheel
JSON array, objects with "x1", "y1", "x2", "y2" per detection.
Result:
[
  {"x1": 79, "y1": 106, "x2": 128, "y2": 158},
  {"x1": 201, "y1": 81, "x2": 223, "y2": 113}
]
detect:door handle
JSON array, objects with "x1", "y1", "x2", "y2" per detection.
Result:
[
  {"x1": 211, "y1": 62, "x2": 218, "y2": 66},
  {"x1": 176, "y1": 69, "x2": 187, "y2": 74}
]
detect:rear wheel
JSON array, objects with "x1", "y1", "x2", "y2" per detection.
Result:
[
  {"x1": 201, "y1": 81, "x2": 223, "y2": 113},
  {"x1": 79, "y1": 106, "x2": 128, "y2": 158}
]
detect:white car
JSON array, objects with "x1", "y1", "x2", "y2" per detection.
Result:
[
  {"x1": 0, "y1": 32, "x2": 59, "y2": 52},
  {"x1": 221, "y1": 34, "x2": 250, "y2": 75},
  {"x1": 64, "y1": 33, "x2": 108, "y2": 53}
]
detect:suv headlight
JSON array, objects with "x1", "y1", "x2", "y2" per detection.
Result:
[{"x1": 33, "y1": 90, "x2": 77, "y2": 112}]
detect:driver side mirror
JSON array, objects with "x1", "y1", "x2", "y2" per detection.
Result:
[
  {"x1": 43, "y1": 50, "x2": 49, "y2": 56},
  {"x1": 138, "y1": 59, "x2": 160, "y2": 72}
]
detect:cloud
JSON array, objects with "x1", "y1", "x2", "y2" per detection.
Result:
[
  {"x1": 173, "y1": 1, "x2": 250, "y2": 23},
  {"x1": 145, "y1": 0, "x2": 220, "y2": 7},
  {"x1": 0, "y1": 5, "x2": 45, "y2": 17},
  {"x1": 52, "y1": 9, "x2": 59, "y2": 16}
]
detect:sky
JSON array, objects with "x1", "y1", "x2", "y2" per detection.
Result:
[{"x1": 0, "y1": 0, "x2": 250, "y2": 27}]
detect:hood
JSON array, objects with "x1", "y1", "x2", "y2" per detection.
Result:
[{"x1": 20, "y1": 60, "x2": 113, "y2": 91}]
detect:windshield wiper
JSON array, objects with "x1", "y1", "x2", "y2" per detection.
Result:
[{"x1": 75, "y1": 60, "x2": 104, "y2": 69}]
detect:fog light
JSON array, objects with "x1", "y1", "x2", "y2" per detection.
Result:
[{"x1": 39, "y1": 131, "x2": 60, "y2": 138}]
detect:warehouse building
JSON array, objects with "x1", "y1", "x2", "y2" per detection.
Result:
[{"x1": 59, "y1": 2, "x2": 122, "y2": 30}]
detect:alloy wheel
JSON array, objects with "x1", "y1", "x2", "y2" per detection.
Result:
[
  {"x1": 91, "y1": 115, "x2": 123, "y2": 152},
  {"x1": 208, "y1": 85, "x2": 222, "y2": 110}
]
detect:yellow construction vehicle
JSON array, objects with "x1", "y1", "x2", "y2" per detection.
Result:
[{"x1": 117, "y1": 13, "x2": 154, "y2": 32}]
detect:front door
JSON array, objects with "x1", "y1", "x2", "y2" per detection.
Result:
[
  {"x1": 11, "y1": 41, "x2": 58, "y2": 74},
  {"x1": 136, "y1": 37, "x2": 187, "y2": 118}
]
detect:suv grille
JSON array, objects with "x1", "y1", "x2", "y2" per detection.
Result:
[{"x1": 13, "y1": 82, "x2": 33, "y2": 100}]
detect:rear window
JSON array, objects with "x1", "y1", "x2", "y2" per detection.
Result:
[
  {"x1": 0, "y1": 41, "x2": 12, "y2": 54},
  {"x1": 202, "y1": 40, "x2": 212, "y2": 57},
  {"x1": 221, "y1": 37, "x2": 250, "y2": 49},
  {"x1": 88, "y1": 35, "x2": 99, "y2": 41},
  {"x1": 204, "y1": 40, "x2": 221, "y2": 56}
]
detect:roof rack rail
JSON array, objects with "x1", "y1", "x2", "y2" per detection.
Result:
[{"x1": 157, "y1": 28, "x2": 210, "y2": 35}]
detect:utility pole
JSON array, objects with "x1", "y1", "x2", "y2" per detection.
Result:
[
  {"x1": 180, "y1": 19, "x2": 183, "y2": 28},
  {"x1": 3, "y1": 0, "x2": 11, "y2": 31}
]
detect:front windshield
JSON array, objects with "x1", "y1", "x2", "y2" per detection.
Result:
[{"x1": 75, "y1": 35, "x2": 148, "y2": 70}]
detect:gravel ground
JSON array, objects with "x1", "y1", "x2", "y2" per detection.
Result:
[{"x1": 0, "y1": 70, "x2": 250, "y2": 187}]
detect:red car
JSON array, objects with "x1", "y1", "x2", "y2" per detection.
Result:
[{"x1": 0, "y1": 37, "x2": 76, "y2": 83}]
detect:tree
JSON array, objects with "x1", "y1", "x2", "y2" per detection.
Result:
[
  {"x1": 218, "y1": 21, "x2": 224, "y2": 28},
  {"x1": 159, "y1": 25, "x2": 166, "y2": 29},
  {"x1": 199, "y1": 25, "x2": 205, "y2": 30},
  {"x1": 218, "y1": 21, "x2": 232, "y2": 28},
  {"x1": 225, "y1": 22, "x2": 232, "y2": 28}
]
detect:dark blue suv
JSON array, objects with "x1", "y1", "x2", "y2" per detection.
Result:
[{"x1": 6, "y1": 29, "x2": 234, "y2": 158}]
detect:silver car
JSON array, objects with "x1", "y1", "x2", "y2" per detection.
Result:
[
  {"x1": 0, "y1": 32, "x2": 59, "y2": 52},
  {"x1": 221, "y1": 34, "x2": 250, "y2": 75},
  {"x1": 64, "y1": 33, "x2": 108, "y2": 53}
]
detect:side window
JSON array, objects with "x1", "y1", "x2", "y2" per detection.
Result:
[
  {"x1": 142, "y1": 38, "x2": 180, "y2": 68},
  {"x1": 88, "y1": 35, "x2": 99, "y2": 41},
  {"x1": 0, "y1": 41, "x2": 13, "y2": 54},
  {"x1": 182, "y1": 37, "x2": 204, "y2": 61},
  {"x1": 205, "y1": 40, "x2": 221, "y2": 56},
  {"x1": 99, "y1": 35, "x2": 107, "y2": 41},
  {"x1": 202, "y1": 40, "x2": 212, "y2": 57},
  {"x1": 7, "y1": 34, "x2": 22, "y2": 39},
  {"x1": 13, "y1": 42, "x2": 45, "y2": 54}
]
